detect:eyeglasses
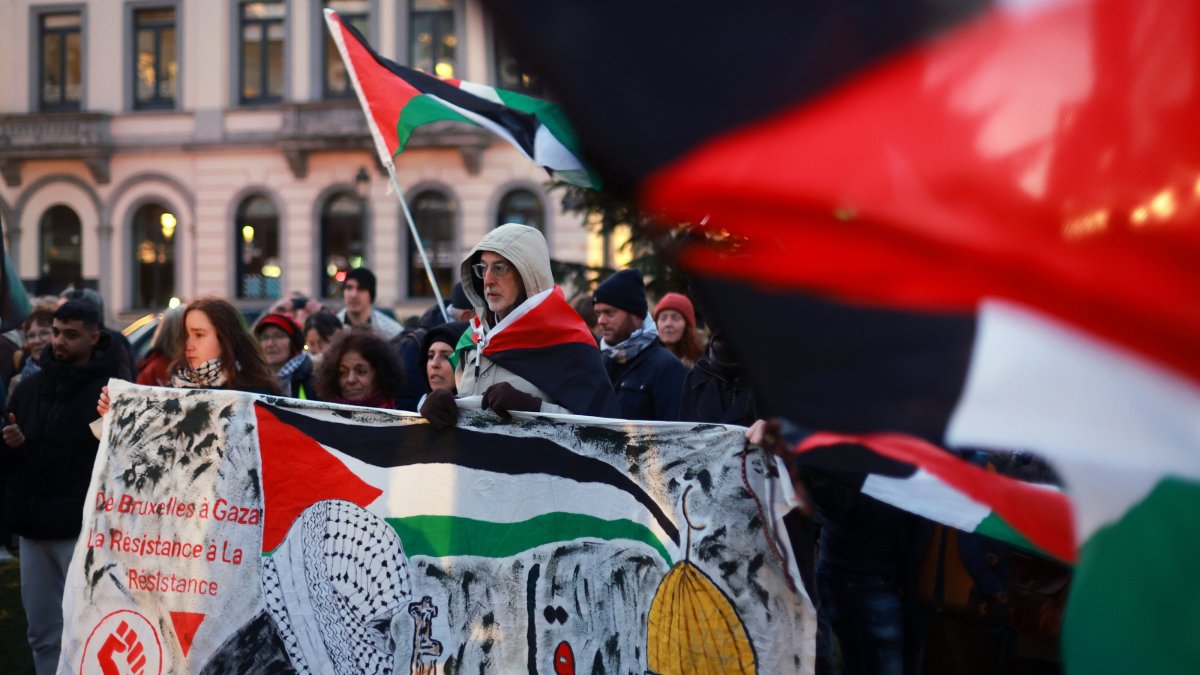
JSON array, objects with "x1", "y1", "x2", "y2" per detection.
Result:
[{"x1": 472, "y1": 262, "x2": 513, "y2": 280}]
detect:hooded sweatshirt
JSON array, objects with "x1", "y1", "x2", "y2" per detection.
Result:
[{"x1": 457, "y1": 224, "x2": 617, "y2": 416}]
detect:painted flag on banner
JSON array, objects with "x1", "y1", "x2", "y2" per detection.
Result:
[
  {"x1": 479, "y1": 0, "x2": 1200, "y2": 672},
  {"x1": 62, "y1": 383, "x2": 815, "y2": 674},
  {"x1": 322, "y1": 8, "x2": 597, "y2": 189}
]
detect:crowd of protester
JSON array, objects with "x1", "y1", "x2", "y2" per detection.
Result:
[{"x1": 0, "y1": 222, "x2": 1068, "y2": 674}]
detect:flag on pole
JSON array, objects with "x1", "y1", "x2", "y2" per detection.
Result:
[
  {"x1": 479, "y1": 0, "x2": 1200, "y2": 672},
  {"x1": 0, "y1": 227, "x2": 30, "y2": 332},
  {"x1": 323, "y1": 9, "x2": 598, "y2": 189}
]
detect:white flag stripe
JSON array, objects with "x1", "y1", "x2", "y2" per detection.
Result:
[
  {"x1": 456, "y1": 80, "x2": 504, "y2": 105},
  {"x1": 862, "y1": 470, "x2": 991, "y2": 533},
  {"x1": 534, "y1": 125, "x2": 588, "y2": 172},
  {"x1": 320, "y1": 444, "x2": 678, "y2": 551},
  {"x1": 947, "y1": 299, "x2": 1200, "y2": 541}
]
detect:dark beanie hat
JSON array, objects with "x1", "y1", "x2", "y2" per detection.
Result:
[
  {"x1": 344, "y1": 267, "x2": 377, "y2": 301},
  {"x1": 593, "y1": 268, "x2": 648, "y2": 317},
  {"x1": 450, "y1": 281, "x2": 471, "y2": 311}
]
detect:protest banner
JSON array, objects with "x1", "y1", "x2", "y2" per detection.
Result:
[{"x1": 60, "y1": 381, "x2": 814, "y2": 674}]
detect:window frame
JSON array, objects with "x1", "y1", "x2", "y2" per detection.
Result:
[
  {"x1": 130, "y1": 3, "x2": 179, "y2": 111},
  {"x1": 234, "y1": 193, "x2": 282, "y2": 300},
  {"x1": 38, "y1": 204, "x2": 83, "y2": 295},
  {"x1": 404, "y1": 185, "x2": 459, "y2": 300},
  {"x1": 318, "y1": 0, "x2": 373, "y2": 100},
  {"x1": 317, "y1": 188, "x2": 368, "y2": 299},
  {"x1": 35, "y1": 7, "x2": 86, "y2": 112},
  {"x1": 406, "y1": 0, "x2": 460, "y2": 80},
  {"x1": 128, "y1": 200, "x2": 179, "y2": 311},
  {"x1": 236, "y1": 0, "x2": 288, "y2": 106}
]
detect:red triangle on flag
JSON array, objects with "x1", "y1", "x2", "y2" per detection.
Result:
[
  {"x1": 169, "y1": 611, "x2": 205, "y2": 657},
  {"x1": 255, "y1": 404, "x2": 384, "y2": 552}
]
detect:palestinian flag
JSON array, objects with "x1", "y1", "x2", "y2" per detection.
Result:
[
  {"x1": 0, "y1": 228, "x2": 30, "y2": 333},
  {"x1": 322, "y1": 9, "x2": 596, "y2": 188},
  {"x1": 458, "y1": 286, "x2": 619, "y2": 418},
  {"x1": 256, "y1": 402, "x2": 678, "y2": 564},
  {"x1": 794, "y1": 432, "x2": 1073, "y2": 563},
  {"x1": 480, "y1": 0, "x2": 1200, "y2": 672}
]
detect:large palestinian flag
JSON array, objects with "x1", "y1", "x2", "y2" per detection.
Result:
[
  {"x1": 61, "y1": 383, "x2": 813, "y2": 674},
  {"x1": 479, "y1": 0, "x2": 1200, "y2": 671},
  {"x1": 323, "y1": 8, "x2": 596, "y2": 188}
]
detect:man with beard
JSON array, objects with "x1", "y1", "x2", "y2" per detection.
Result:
[
  {"x1": 2, "y1": 301, "x2": 114, "y2": 674},
  {"x1": 593, "y1": 269, "x2": 685, "y2": 421}
]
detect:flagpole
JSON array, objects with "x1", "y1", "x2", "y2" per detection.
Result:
[{"x1": 385, "y1": 165, "x2": 451, "y2": 323}]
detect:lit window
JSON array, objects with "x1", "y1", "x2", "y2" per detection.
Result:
[
  {"x1": 131, "y1": 203, "x2": 177, "y2": 309},
  {"x1": 133, "y1": 8, "x2": 177, "y2": 110},
  {"x1": 240, "y1": 1, "x2": 286, "y2": 104},
  {"x1": 408, "y1": 190, "x2": 456, "y2": 298},
  {"x1": 320, "y1": 192, "x2": 366, "y2": 297},
  {"x1": 236, "y1": 196, "x2": 281, "y2": 299},
  {"x1": 410, "y1": 0, "x2": 456, "y2": 79},
  {"x1": 39, "y1": 12, "x2": 83, "y2": 111},
  {"x1": 323, "y1": 0, "x2": 368, "y2": 98}
]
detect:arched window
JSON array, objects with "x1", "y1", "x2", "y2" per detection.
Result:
[
  {"x1": 319, "y1": 191, "x2": 365, "y2": 297},
  {"x1": 131, "y1": 202, "x2": 177, "y2": 309},
  {"x1": 235, "y1": 195, "x2": 281, "y2": 299},
  {"x1": 495, "y1": 188, "x2": 545, "y2": 232},
  {"x1": 407, "y1": 189, "x2": 456, "y2": 298},
  {"x1": 38, "y1": 204, "x2": 82, "y2": 295}
]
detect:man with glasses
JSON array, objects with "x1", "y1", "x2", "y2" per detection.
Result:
[{"x1": 419, "y1": 224, "x2": 618, "y2": 427}]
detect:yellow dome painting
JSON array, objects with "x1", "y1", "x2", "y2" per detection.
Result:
[{"x1": 646, "y1": 560, "x2": 756, "y2": 674}]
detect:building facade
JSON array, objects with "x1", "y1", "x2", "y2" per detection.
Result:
[{"x1": 0, "y1": 0, "x2": 597, "y2": 322}]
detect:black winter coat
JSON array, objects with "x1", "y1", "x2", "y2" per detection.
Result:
[
  {"x1": 3, "y1": 339, "x2": 114, "y2": 539},
  {"x1": 604, "y1": 340, "x2": 685, "y2": 422},
  {"x1": 678, "y1": 354, "x2": 759, "y2": 427}
]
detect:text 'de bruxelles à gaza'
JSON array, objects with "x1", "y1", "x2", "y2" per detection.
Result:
[{"x1": 95, "y1": 492, "x2": 262, "y2": 525}]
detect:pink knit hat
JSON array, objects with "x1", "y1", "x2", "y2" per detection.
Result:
[{"x1": 653, "y1": 292, "x2": 696, "y2": 328}]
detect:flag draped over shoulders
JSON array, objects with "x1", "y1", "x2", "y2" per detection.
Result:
[{"x1": 463, "y1": 286, "x2": 618, "y2": 418}]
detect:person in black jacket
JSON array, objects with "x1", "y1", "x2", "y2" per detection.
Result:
[
  {"x1": 678, "y1": 330, "x2": 759, "y2": 427},
  {"x1": 2, "y1": 301, "x2": 113, "y2": 675},
  {"x1": 593, "y1": 269, "x2": 685, "y2": 421}
]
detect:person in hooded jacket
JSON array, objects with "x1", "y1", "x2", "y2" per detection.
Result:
[
  {"x1": 420, "y1": 224, "x2": 618, "y2": 427},
  {"x1": 1, "y1": 301, "x2": 116, "y2": 674},
  {"x1": 678, "y1": 329, "x2": 759, "y2": 427}
]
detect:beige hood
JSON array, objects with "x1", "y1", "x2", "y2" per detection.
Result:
[{"x1": 460, "y1": 224, "x2": 554, "y2": 320}]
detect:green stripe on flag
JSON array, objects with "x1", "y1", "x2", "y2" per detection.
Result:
[
  {"x1": 1063, "y1": 477, "x2": 1200, "y2": 675},
  {"x1": 974, "y1": 511, "x2": 1057, "y2": 561},
  {"x1": 396, "y1": 94, "x2": 474, "y2": 154},
  {"x1": 387, "y1": 513, "x2": 673, "y2": 565}
]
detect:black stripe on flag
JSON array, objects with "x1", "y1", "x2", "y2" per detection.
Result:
[
  {"x1": 482, "y1": 0, "x2": 993, "y2": 195},
  {"x1": 258, "y1": 403, "x2": 680, "y2": 545},
  {"x1": 338, "y1": 19, "x2": 541, "y2": 157},
  {"x1": 693, "y1": 276, "x2": 977, "y2": 443}
]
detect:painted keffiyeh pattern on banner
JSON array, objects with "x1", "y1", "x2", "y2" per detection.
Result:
[{"x1": 59, "y1": 381, "x2": 815, "y2": 674}]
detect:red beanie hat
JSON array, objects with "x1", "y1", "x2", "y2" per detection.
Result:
[
  {"x1": 255, "y1": 313, "x2": 303, "y2": 355},
  {"x1": 653, "y1": 292, "x2": 696, "y2": 328}
]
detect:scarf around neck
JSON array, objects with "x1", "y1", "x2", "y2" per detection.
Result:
[
  {"x1": 601, "y1": 323, "x2": 658, "y2": 365},
  {"x1": 171, "y1": 357, "x2": 229, "y2": 389},
  {"x1": 331, "y1": 391, "x2": 395, "y2": 410}
]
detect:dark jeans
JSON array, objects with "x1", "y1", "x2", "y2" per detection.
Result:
[{"x1": 817, "y1": 565, "x2": 909, "y2": 675}]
